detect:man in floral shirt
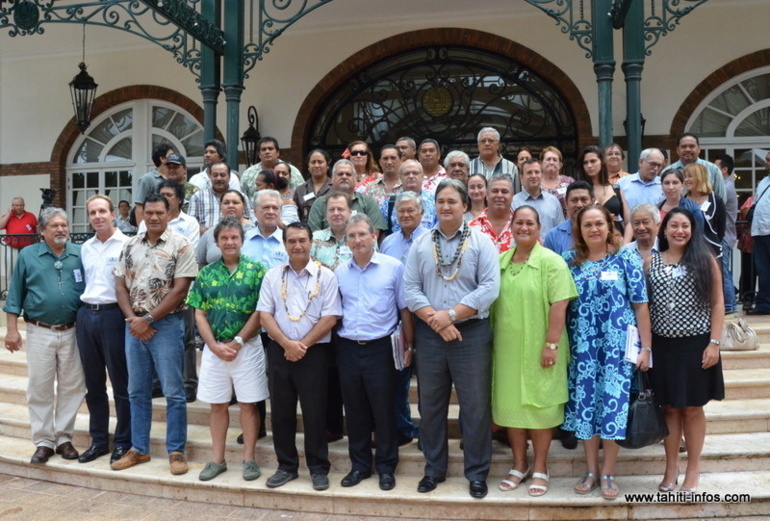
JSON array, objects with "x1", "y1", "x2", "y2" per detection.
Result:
[
  {"x1": 186, "y1": 216, "x2": 269, "y2": 482},
  {"x1": 112, "y1": 193, "x2": 198, "y2": 476}
]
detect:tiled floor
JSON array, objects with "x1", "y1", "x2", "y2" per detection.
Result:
[{"x1": 0, "y1": 473, "x2": 426, "y2": 521}]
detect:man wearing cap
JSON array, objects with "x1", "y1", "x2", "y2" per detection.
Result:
[
  {"x1": 164, "y1": 153, "x2": 199, "y2": 214},
  {"x1": 134, "y1": 144, "x2": 173, "y2": 225},
  {"x1": 4, "y1": 208, "x2": 86, "y2": 464}
]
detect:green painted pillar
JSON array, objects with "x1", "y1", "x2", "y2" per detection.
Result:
[
  {"x1": 199, "y1": 0, "x2": 221, "y2": 143},
  {"x1": 622, "y1": 0, "x2": 645, "y2": 164},
  {"x1": 222, "y1": 0, "x2": 245, "y2": 170},
  {"x1": 592, "y1": 0, "x2": 616, "y2": 148}
]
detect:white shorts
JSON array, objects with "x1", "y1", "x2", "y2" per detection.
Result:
[{"x1": 197, "y1": 335, "x2": 269, "y2": 404}]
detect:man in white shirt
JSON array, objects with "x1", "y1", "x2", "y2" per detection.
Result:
[
  {"x1": 188, "y1": 139, "x2": 242, "y2": 192},
  {"x1": 76, "y1": 195, "x2": 131, "y2": 465},
  {"x1": 512, "y1": 159, "x2": 564, "y2": 236}
]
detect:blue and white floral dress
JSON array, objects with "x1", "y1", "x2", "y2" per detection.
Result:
[{"x1": 562, "y1": 248, "x2": 648, "y2": 440}]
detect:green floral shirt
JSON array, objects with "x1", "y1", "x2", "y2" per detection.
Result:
[{"x1": 186, "y1": 254, "x2": 267, "y2": 340}]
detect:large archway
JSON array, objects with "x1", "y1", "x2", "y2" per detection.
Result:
[{"x1": 292, "y1": 28, "x2": 592, "y2": 170}]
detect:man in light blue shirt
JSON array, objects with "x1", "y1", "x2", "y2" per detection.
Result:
[
  {"x1": 616, "y1": 148, "x2": 665, "y2": 210},
  {"x1": 381, "y1": 160, "x2": 437, "y2": 236},
  {"x1": 335, "y1": 214, "x2": 413, "y2": 491},
  {"x1": 748, "y1": 152, "x2": 770, "y2": 315},
  {"x1": 242, "y1": 190, "x2": 288, "y2": 269},
  {"x1": 512, "y1": 159, "x2": 564, "y2": 236},
  {"x1": 544, "y1": 181, "x2": 594, "y2": 255},
  {"x1": 664, "y1": 133, "x2": 725, "y2": 202}
]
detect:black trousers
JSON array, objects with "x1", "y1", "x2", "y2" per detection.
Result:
[
  {"x1": 337, "y1": 336, "x2": 398, "y2": 475},
  {"x1": 267, "y1": 340, "x2": 330, "y2": 475},
  {"x1": 76, "y1": 306, "x2": 131, "y2": 449}
]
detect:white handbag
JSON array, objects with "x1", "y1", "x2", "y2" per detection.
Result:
[{"x1": 721, "y1": 318, "x2": 759, "y2": 351}]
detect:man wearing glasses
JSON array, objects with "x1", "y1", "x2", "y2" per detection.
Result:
[
  {"x1": 469, "y1": 127, "x2": 520, "y2": 192},
  {"x1": 616, "y1": 148, "x2": 667, "y2": 211}
]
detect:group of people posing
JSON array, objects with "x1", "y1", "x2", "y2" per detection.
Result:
[{"x1": 2, "y1": 128, "x2": 733, "y2": 501}]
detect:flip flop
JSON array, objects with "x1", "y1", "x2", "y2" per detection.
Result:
[
  {"x1": 574, "y1": 471, "x2": 598, "y2": 494},
  {"x1": 498, "y1": 466, "x2": 531, "y2": 491}
]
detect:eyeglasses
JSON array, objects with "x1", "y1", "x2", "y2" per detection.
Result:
[
  {"x1": 349, "y1": 150, "x2": 368, "y2": 156},
  {"x1": 643, "y1": 159, "x2": 664, "y2": 170}
]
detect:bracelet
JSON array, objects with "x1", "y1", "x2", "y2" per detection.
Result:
[
  {"x1": 641, "y1": 347, "x2": 652, "y2": 352},
  {"x1": 709, "y1": 338, "x2": 721, "y2": 346},
  {"x1": 406, "y1": 347, "x2": 416, "y2": 353}
]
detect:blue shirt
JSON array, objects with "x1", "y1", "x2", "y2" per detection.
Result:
[
  {"x1": 543, "y1": 219, "x2": 574, "y2": 255},
  {"x1": 512, "y1": 190, "x2": 564, "y2": 236},
  {"x1": 336, "y1": 252, "x2": 406, "y2": 341},
  {"x1": 616, "y1": 173, "x2": 664, "y2": 211},
  {"x1": 3, "y1": 241, "x2": 84, "y2": 324},
  {"x1": 380, "y1": 225, "x2": 428, "y2": 264},
  {"x1": 242, "y1": 226, "x2": 288, "y2": 269},
  {"x1": 381, "y1": 191, "x2": 437, "y2": 234}
]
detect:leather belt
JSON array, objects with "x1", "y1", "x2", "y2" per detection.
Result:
[
  {"x1": 25, "y1": 318, "x2": 76, "y2": 331},
  {"x1": 341, "y1": 336, "x2": 389, "y2": 346},
  {"x1": 83, "y1": 303, "x2": 120, "y2": 311}
]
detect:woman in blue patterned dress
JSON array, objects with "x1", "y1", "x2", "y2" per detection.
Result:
[{"x1": 563, "y1": 205, "x2": 652, "y2": 500}]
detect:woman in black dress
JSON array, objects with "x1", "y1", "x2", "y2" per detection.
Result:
[
  {"x1": 576, "y1": 145, "x2": 632, "y2": 242},
  {"x1": 644, "y1": 207, "x2": 724, "y2": 496}
]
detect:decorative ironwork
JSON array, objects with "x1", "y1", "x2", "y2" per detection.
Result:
[
  {"x1": 0, "y1": 0, "x2": 225, "y2": 79},
  {"x1": 524, "y1": 0, "x2": 711, "y2": 58},
  {"x1": 524, "y1": 0, "x2": 593, "y2": 58},
  {"x1": 308, "y1": 45, "x2": 578, "y2": 164},
  {"x1": 243, "y1": 0, "x2": 336, "y2": 78}
]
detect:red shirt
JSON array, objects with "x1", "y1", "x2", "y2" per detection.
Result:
[
  {"x1": 469, "y1": 210, "x2": 514, "y2": 253},
  {"x1": 3, "y1": 211, "x2": 37, "y2": 249}
]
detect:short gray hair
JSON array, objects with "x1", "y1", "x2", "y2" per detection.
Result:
[
  {"x1": 11, "y1": 197, "x2": 24, "y2": 204},
  {"x1": 254, "y1": 189, "x2": 281, "y2": 209},
  {"x1": 332, "y1": 158, "x2": 355, "y2": 177},
  {"x1": 395, "y1": 191, "x2": 424, "y2": 213},
  {"x1": 399, "y1": 159, "x2": 423, "y2": 175},
  {"x1": 39, "y1": 207, "x2": 68, "y2": 230},
  {"x1": 639, "y1": 148, "x2": 664, "y2": 161},
  {"x1": 477, "y1": 127, "x2": 500, "y2": 142},
  {"x1": 631, "y1": 203, "x2": 661, "y2": 225},
  {"x1": 489, "y1": 173, "x2": 514, "y2": 191},
  {"x1": 346, "y1": 212, "x2": 374, "y2": 234},
  {"x1": 443, "y1": 150, "x2": 470, "y2": 169}
]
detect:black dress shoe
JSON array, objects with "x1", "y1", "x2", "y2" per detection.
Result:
[
  {"x1": 379, "y1": 473, "x2": 396, "y2": 490},
  {"x1": 341, "y1": 470, "x2": 371, "y2": 487},
  {"x1": 78, "y1": 445, "x2": 109, "y2": 463},
  {"x1": 559, "y1": 427, "x2": 578, "y2": 450},
  {"x1": 30, "y1": 446, "x2": 54, "y2": 464},
  {"x1": 55, "y1": 442, "x2": 79, "y2": 460},
  {"x1": 397, "y1": 434, "x2": 413, "y2": 447},
  {"x1": 151, "y1": 386, "x2": 163, "y2": 398},
  {"x1": 469, "y1": 480, "x2": 488, "y2": 499},
  {"x1": 746, "y1": 308, "x2": 770, "y2": 315},
  {"x1": 110, "y1": 447, "x2": 129, "y2": 464},
  {"x1": 417, "y1": 475, "x2": 445, "y2": 493},
  {"x1": 185, "y1": 387, "x2": 197, "y2": 403}
]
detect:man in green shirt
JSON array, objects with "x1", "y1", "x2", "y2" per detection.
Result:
[
  {"x1": 3, "y1": 208, "x2": 86, "y2": 464},
  {"x1": 186, "y1": 216, "x2": 269, "y2": 482}
]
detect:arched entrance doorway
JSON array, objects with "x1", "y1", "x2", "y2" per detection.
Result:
[{"x1": 293, "y1": 28, "x2": 591, "y2": 170}]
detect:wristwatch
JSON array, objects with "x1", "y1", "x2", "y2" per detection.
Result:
[
  {"x1": 447, "y1": 309, "x2": 457, "y2": 322},
  {"x1": 234, "y1": 336, "x2": 245, "y2": 346},
  {"x1": 546, "y1": 342, "x2": 558, "y2": 351},
  {"x1": 144, "y1": 313, "x2": 154, "y2": 324}
]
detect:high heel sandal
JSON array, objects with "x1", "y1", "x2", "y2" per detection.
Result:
[{"x1": 658, "y1": 467, "x2": 679, "y2": 493}]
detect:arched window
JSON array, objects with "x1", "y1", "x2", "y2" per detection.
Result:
[
  {"x1": 66, "y1": 100, "x2": 204, "y2": 232},
  {"x1": 688, "y1": 67, "x2": 770, "y2": 199},
  {"x1": 308, "y1": 45, "x2": 578, "y2": 166}
]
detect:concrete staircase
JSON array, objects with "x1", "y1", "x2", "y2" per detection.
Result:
[{"x1": 1, "y1": 317, "x2": 770, "y2": 520}]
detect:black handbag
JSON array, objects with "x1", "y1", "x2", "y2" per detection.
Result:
[{"x1": 617, "y1": 370, "x2": 669, "y2": 449}]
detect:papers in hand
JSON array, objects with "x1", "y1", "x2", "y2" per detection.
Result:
[
  {"x1": 392, "y1": 323, "x2": 407, "y2": 370},
  {"x1": 625, "y1": 324, "x2": 653, "y2": 368}
]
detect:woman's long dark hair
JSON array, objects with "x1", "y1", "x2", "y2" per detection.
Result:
[
  {"x1": 657, "y1": 207, "x2": 713, "y2": 304},
  {"x1": 576, "y1": 145, "x2": 609, "y2": 186}
]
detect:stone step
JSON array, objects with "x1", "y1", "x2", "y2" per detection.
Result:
[
  {"x1": 1, "y1": 400, "x2": 769, "y2": 478},
  {"x1": 0, "y1": 434, "x2": 766, "y2": 521}
]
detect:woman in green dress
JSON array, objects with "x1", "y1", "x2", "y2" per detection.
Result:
[{"x1": 491, "y1": 205, "x2": 577, "y2": 497}]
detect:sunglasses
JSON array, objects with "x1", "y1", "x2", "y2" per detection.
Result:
[{"x1": 349, "y1": 150, "x2": 368, "y2": 156}]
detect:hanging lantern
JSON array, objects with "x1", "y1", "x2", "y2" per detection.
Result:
[{"x1": 69, "y1": 25, "x2": 98, "y2": 133}]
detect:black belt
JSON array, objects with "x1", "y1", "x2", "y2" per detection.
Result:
[
  {"x1": 455, "y1": 318, "x2": 482, "y2": 328},
  {"x1": 83, "y1": 303, "x2": 120, "y2": 311},
  {"x1": 340, "y1": 335, "x2": 390, "y2": 346},
  {"x1": 25, "y1": 318, "x2": 76, "y2": 331}
]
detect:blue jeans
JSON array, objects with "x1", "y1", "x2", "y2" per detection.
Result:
[
  {"x1": 126, "y1": 313, "x2": 187, "y2": 455},
  {"x1": 721, "y1": 239, "x2": 736, "y2": 313},
  {"x1": 394, "y1": 365, "x2": 418, "y2": 439}
]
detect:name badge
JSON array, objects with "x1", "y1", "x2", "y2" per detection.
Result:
[
  {"x1": 273, "y1": 250, "x2": 288, "y2": 261},
  {"x1": 556, "y1": 187, "x2": 567, "y2": 195},
  {"x1": 303, "y1": 193, "x2": 316, "y2": 202},
  {"x1": 672, "y1": 266, "x2": 686, "y2": 278},
  {"x1": 601, "y1": 271, "x2": 619, "y2": 281},
  {"x1": 73, "y1": 269, "x2": 83, "y2": 283},
  {"x1": 700, "y1": 201, "x2": 711, "y2": 212},
  {"x1": 25, "y1": 224, "x2": 33, "y2": 231},
  {"x1": 339, "y1": 245, "x2": 352, "y2": 258}
]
